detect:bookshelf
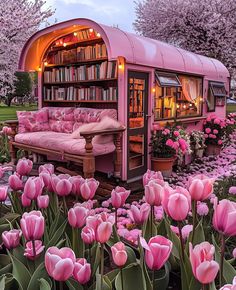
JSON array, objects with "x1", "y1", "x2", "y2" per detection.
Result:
[{"x1": 42, "y1": 28, "x2": 118, "y2": 107}]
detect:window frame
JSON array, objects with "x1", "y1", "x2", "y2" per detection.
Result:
[
  {"x1": 154, "y1": 71, "x2": 204, "y2": 121},
  {"x1": 155, "y1": 71, "x2": 182, "y2": 87},
  {"x1": 207, "y1": 81, "x2": 226, "y2": 112}
]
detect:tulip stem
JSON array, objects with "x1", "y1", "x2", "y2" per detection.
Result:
[
  {"x1": 115, "y1": 208, "x2": 118, "y2": 229},
  {"x1": 63, "y1": 196, "x2": 67, "y2": 215},
  {"x1": 152, "y1": 269, "x2": 155, "y2": 290},
  {"x1": 151, "y1": 205, "x2": 154, "y2": 237},
  {"x1": 219, "y1": 234, "x2": 225, "y2": 287},
  {"x1": 177, "y1": 222, "x2": 185, "y2": 262},
  {"x1": 100, "y1": 243, "x2": 104, "y2": 290},
  {"x1": 191, "y1": 200, "x2": 197, "y2": 244},
  {"x1": 59, "y1": 281, "x2": 63, "y2": 290},
  {"x1": 120, "y1": 268, "x2": 124, "y2": 290}
]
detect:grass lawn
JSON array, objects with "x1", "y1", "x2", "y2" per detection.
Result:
[
  {"x1": 226, "y1": 103, "x2": 236, "y2": 114},
  {"x1": 0, "y1": 104, "x2": 37, "y2": 122}
]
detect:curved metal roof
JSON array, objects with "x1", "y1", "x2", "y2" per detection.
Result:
[{"x1": 19, "y1": 18, "x2": 229, "y2": 80}]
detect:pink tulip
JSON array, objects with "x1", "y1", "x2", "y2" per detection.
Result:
[
  {"x1": 52, "y1": 175, "x2": 72, "y2": 196},
  {"x1": 8, "y1": 173, "x2": 23, "y2": 191},
  {"x1": 69, "y1": 176, "x2": 84, "y2": 196},
  {"x1": 170, "y1": 224, "x2": 193, "y2": 241},
  {"x1": 0, "y1": 186, "x2": 8, "y2": 202},
  {"x1": 2, "y1": 229, "x2": 22, "y2": 249},
  {"x1": 111, "y1": 186, "x2": 130, "y2": 209},
  {"x1": 21, "y1": 194, "x2": 31, "y2": 207},
  {"x1": 86, "y1": 212, "x2": 114, "y2": 243},
  {"x1": 45, "y1": 247, "x2": 76, "y2": 281},
  {"x1": 80, "y1": 178, "x2": 99, "y2": 200},
  {"x1": 24, "y1": 177, "x2": 44, "y2": 200},
  {"x1": 37, "y1": 195, "x2": 49, "y2": 209},
  {"x1": 220, "y1": 277, "x2": 236, "y2": 290},
  {"x1": 188, "y1": 175, "x2": 213, "y2": 201},
  {"x1": 111, "y1": 241, "x2": 127, "y2": 267},
  {"x1": 145, "y1": 180, "x2": 163, "y2": 206},
  {"x1": 128, "y1": 203, "x2": 150, "y2": 225},
  {"x1": 24, "y1": 240, "x2": 45, "y2": 260},
  {"x1": 189, "y1": 242, "x2": 219, "y2": 284},
  {"x1": 81, "y1": 226, "x2": 95, "y2": 244},
  {"x1": 143, "y1": 169, "x2": 164, "y2": 186},
  {"x1": 20, "y1": 211, "x2": 45, "y2": 241},
  {"x1": 38, "y1": 164, "x2": 54, "y2": 174},
  {"x1": 16, "y1": 158, "x2": 33, "y2": 176},
  {"x1": 213, "y1": 199, "x2": 236, "y2": 236},
  {"x1": 162, "y1": 186, "x2": 191, "y2": 221},
  {"x1": 1, "y1": 126, "x2": 12, "y2": 135},
  {"x1": 68, "y1": 204, "x2": 89, "y2": 228},
  {"x1": 73, "y1": 258, "x2": 91, "y2": 284},
  {"x1": 229, "y1": 187, "x2": 236, "y2": 195},
  {"x1": 39, "y1": 172, "x2": 53, "y2": 192},
  {"x1": 140, "y1": 235, "x2": 173, "y2": 270}
]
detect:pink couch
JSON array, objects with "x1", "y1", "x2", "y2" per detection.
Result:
[{"x1": 7, "y1": 107, "x2": 125, "y2": 178}]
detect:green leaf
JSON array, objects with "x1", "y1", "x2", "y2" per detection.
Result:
[
  {"x1": 0, "y1": 275, "x2": 6, "y2": 289},
  {"x1": 46, "y1": 219, "x2": 67, "y2": 249},
  {"x1": 125, "y1": 246, "x2": 137, "y2": 266},
  {"x1": 164, "y1": 219, "x2": 180, "y2": 260},
  {"x1": 153, "y1": 263, "x2": 170, "y2": 290},
  {"x1": 91, "y1": 244, "x2": 101, "y2": 276},
  {"x1": 105, "y1": 269, "x2": 119, "y2": 283},
  {"x1": 187, "y1": 220, "x2": 205, "y2": 249},
  {"x1": 38, "y1": 278, "x2": 51, "y2": 290},
  {"x1": 0, "y1": 273, "x2": 19, "y2": 290},
  {"x1": 0, "y1": 255, "x2": 12, "y2": 275},
  {"x1": 27, "y1": 262, "x2": 50, "y2": 290},
  {"x1": 189, "y1": 276, "x2": 201, "y2": 290},
  {"x1": 66, "y1": 278, "x2": 83, "y2": 290},
  {"x1": 8, "y1": 250, "x2": 31, "y2": 290},
  {"x1": 115, "y1": 264, "x2": 146, "y2": 290},
  {"x1": 142, "y1": 213, "x2": 157, "y2": 242},
  {"x1": 213, "y1": 235, "x2": 236, "y2": 284},
  {"x1": 95, "y1": 274, "x2": 112, "y2": 290}
]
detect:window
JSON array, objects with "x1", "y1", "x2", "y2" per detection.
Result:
[
  {"x1": 155, "y1": 72, "x2": 181, "y2": 87},
  {"x1": 153, "y1": 72, "x2": 203, "y2": 120},
  {"x1": 207, "y1": 82, "x2": 226, "y2": 111}
]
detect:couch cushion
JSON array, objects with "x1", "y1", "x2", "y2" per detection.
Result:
[
  {"x1": 15, "y1": 132, "x2": 115, "y2": 156},
  {"x1": 47, "y1": 107, "x2": 75, "y2": 133},
  {"x1": 73, "y1": 108, "x2": 117, "y2": 131},
  {"x1": 17, "y1": 108, "x2": 50, "y2": 133}
]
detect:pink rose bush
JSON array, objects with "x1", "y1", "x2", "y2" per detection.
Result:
[
  {"x1": 203, "y1": 114, "x2": 226, "y2": 146},
  {"x1": 0, "y1": 156, "x2": 235, "y2": 289}
]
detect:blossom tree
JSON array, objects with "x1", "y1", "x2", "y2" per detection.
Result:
[
  {"x1": 0, "y1": 0, "x2": 54, "y2": 104},
  {"x1": 134, "y1": 0, "x2": 236, "y2": 77}
]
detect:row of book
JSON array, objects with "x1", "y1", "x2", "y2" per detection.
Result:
[
  {"x1": 44, "y1": 61, "x2": 117, "y2": 83},
  {"x1": 43, "y1": 86, "x2": 117, "y2": 101},
  {"x1": 48, "y1": 43, "x2": 107, "y2": 64}
]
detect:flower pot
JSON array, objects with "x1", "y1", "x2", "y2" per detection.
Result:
[
  {"x1": 195, "y1": 148, "x2": 204, "y2": 158},
  {"x1": 205, "y1": 144, "x2": 221, "y2": 156},
  {"x1": 151, "y1": 157, "x2": 175, "y2": 177}
]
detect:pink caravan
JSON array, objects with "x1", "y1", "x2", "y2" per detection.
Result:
[{"x1": 18, "y1": 18, "x2": 229, "y2": 181}]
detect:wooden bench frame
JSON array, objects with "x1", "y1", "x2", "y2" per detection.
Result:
[{"x1": 5, "y1": 120, "x2": 126, "y2": 179}]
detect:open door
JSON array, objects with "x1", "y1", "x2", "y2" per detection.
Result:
[{"x1": 127, "y1": 71, "x2": 149, "y2": 180}]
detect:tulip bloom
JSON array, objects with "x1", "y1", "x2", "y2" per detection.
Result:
[
  {"x1": 111, "y1": 242, "x2": 127, "y2": 267},
  {"x1": 68, "y1": 204, "x2": 89, "y2": 228},
  {"x1": 128, "y1": 203, "x2": 150, "y2": 225},
  {"x1": 24, "y1": 177, "x2": 44, "y2": 200},
  {"x1": 162, "y1": 186, "x2": 191, "y2": 221},
  {"x1": 52, "y1": 175, "x2": 72, "y2": 196},
  {"x1": 2, "y1": 229, "x2": 22, "y2": 249},
  {"x1": 213, "y1": 199, "x2": 236, "y2": 236},
  {"x1": 8, "y1": 173, "x2": 23, "y2": 191},
  {"x1": 73, "y1": 258, "x2": 91, "y2": 284},
  {"x1": 96, "y1": 222, "x2": 112, "y2": 243},
  {"x1": 37, "y1": 195, "x2": 49, "y2": 209},
  {"x1": 38, "y1": 163, "x2": 54, "y2": 175},
  {"x1": 111, "y1": 186, "x2": 130, "y2": 209},
  {"x1": 0, "y1": 186, "x2": 8, "y2": 202},
  {"x1": 21, "y1": 194, "x2": 31, "y2": 207},
  {"x1": 16, "y1": 158, "x2": 33, "y2": 176},
  {"x1": 24, "y1": 240, "x2": 45, "y2": 260},
  {"x1": 219, "y1": 277, "x2": 236, "y2": 290},
  {"x1": 80, "y1": 178, "x2": 99, "y2": 200},
  {"x1": 140, "y1": 235, "x2": 172, "y2": 270},
  {"x1": 188, "y1": 175, "x2": 213, "y2": 201},
  {"x1": 69, "y1": 176, "x2": 84, "y2": 196},
  {"x1": 81, "y1": 226, "x2": 95, "y2": 244},
  {"x1": 189, "y1": 242, "x2": 219, "y2": 284},
  {"x1": 143, "y1": 169, "x2": 164, "y2": 186},
  {"x1": 45, "y1": 247, "x2": 76, "y2": 281},
  {"x1": 20, "y1": 211, "x2": 45, "y2": 241},
  {"x1": 145, "y1": 180, "x2": 163, "y2": 206}
]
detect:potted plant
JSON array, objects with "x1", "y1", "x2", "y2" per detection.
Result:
[
  {"x1": 150, "y1": 124, "x2": 189, "y2": 177},
  {"x1": 203, "y1": 115, "x2": 226, "y2": 156},
  {"x1": 190, "y1": 130, "x2": 206, "y2": 158}
]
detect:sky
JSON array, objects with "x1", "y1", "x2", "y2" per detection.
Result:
[{"x1": 44, "y1": 0, "x2": 137, "y2": 32}]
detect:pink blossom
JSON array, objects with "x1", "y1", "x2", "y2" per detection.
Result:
[
  {"x1": 197, "y1": 202, "x2": 209, "y2": 216},
  {"x1": 205, "y1": 128, "x2": 211, "y2": 134}
]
